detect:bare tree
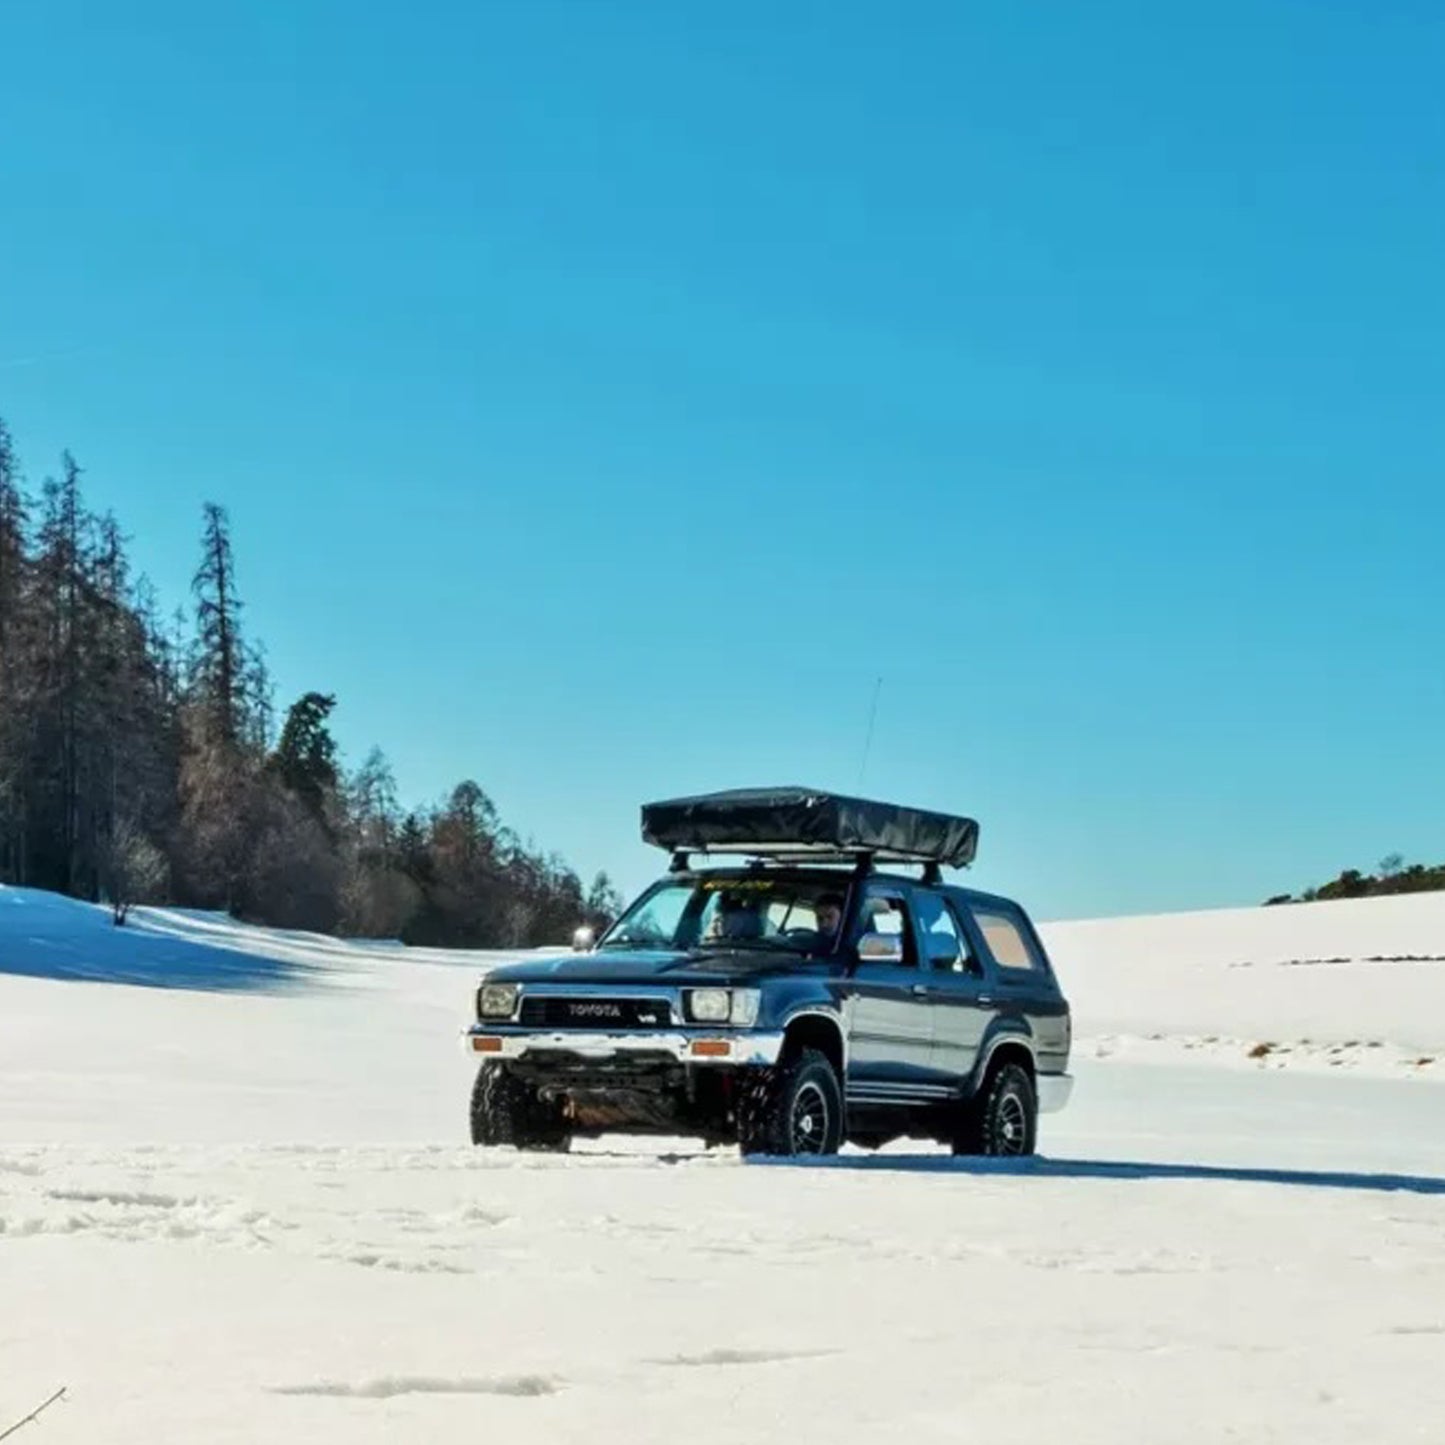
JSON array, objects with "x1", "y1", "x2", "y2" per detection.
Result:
[{"x1": 107, "y1": 820, "x2": 167, "y2": 925}]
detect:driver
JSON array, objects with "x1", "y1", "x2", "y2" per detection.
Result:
[{"x1": 814, "y1": 891, "x2": 845, "y2": 947}]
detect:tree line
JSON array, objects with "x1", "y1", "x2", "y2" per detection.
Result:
[
  {"x1": 0, "y1": 416, "x2": 622, "y2": 944},
  {"x1": 1265, "y1": 854, "x2": 1445, "y2": 906}
]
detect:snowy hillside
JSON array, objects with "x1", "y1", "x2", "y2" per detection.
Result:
[
  {"x1": 1047, "y1": 889, "x2": 1445, "y2": 1073},
  {"x1": 3, "y1": 883, "x2": 1445, "y2": 1444},
  {"x1": 0, "y1": 885, "x2": 523, "y2": 1145}
]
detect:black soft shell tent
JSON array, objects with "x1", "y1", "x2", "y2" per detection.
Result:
[{"x1": 641, "y1": 787, "x2": 979, "y2": 869}]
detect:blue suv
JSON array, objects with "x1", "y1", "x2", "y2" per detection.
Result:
[{"x1": 466, "y1": 788, "x2": 1072, "y2": 1157}]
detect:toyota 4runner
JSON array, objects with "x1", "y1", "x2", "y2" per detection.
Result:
[{"x1": 465, "y1": 787, "x2": 1072, "y2": 1157}]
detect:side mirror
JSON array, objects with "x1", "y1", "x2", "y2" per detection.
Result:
[
  {"x1": 929, "y1": 945, "x2": 961, "y2": 971},
  {"x1": 857, "y1": 930, "x2": 904, "y2": 963},
  {"x1": 571, "y1": 925, "x2": 596, "y2": 953}
]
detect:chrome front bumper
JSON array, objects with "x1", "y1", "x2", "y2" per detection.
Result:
[
  {"x1": 464, "y1": 1026, "x2": 786, "y2": 1067},
  {"x1": 1036, "y1": 1073, "x2": 1074, "y2": 1114}
]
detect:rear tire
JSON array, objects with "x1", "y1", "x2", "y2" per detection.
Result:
[
  {"x1": 952, "y1": 1062, "x2": 1037, "y2": 1158},
  {"x1": 737, "y1": 1048, "x2": 844, "y2": 1158},
  {"x1": 469, "y1": 1063, "x2": 571, "y2": 1151}
]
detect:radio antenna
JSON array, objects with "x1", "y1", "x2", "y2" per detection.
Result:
[{"x1": 858, "y1": 675, "x2": 883, "y2": 788}]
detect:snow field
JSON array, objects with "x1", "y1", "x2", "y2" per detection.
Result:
[{"x1": 3, "y1": 884, "x2": 1444, "y2": 1442}]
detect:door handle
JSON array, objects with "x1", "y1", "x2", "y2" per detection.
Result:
[
  {"x1": 911, "y1": 984, "x2": 930, "y2": 997},
  {"x1": 978, "y1": 996, "x2": 994, "y2": 1007}
]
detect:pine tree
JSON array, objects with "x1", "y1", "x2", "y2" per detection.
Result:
[
  {"x1": 26, "y1": 455, "x2": 94, "y2": 893},
  {"x1": 242, "y1": 642, "x2": 274, "y2": 753},
  {"x1": 0, "y1": 417, "x2": 606, "y2": 941},
  {"x1": 191, "y1": 502, "x2": 245, "y2": 746},
  {"x1": 586, "y1": 870, "x2": 625, "y2": 930},
  {"x1": 271, "y1": 691, "x2": 339, "y2": 820},
  {"x1": 0, "y1": 420, "x2": 30, "y2": 880},
  {"x1": 0, "y1": 418, "x2": 25, "y2": 649},
  {"x1": 176, "y1": 503, "x2": 256, "y2": 911},
  {"x1": 88, "y1": 514, "x2": 175, "y2": 909},
  {"x1": 397, "y1": 812, "x2": 431, "y2": 882}
]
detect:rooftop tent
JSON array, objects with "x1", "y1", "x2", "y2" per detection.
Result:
[{"x1": 640, "y1": 787, "x2": 979, "y2": 870}]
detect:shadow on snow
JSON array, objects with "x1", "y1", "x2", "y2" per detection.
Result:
[
  {"x1": 751, "y1": 1152, "x2": 1445, "y2": 1197},
  {"x1": 0, "y1": 888, "x2": 332, "y2": 993}
]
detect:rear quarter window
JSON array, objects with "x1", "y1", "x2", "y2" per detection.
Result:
[{"x1": 971, "y1": 908, "x2": 1044, "y2": 973}]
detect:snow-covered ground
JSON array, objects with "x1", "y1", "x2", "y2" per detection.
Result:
[{"x1": 3, "y1": 884, "x2": 1444, "y2": 1443}]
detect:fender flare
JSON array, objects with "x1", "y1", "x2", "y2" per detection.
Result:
[
  {"x1": 778, "y1": 1005, "x2": 849, "y2": 1073},
  {"x1": 969, "y1": 1026, "x2": 1037, "y2": 1095}
]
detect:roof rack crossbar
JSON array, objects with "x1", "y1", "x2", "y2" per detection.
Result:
[{"x1": 663, "y1": 847, "x2": 957, "y2": 876}]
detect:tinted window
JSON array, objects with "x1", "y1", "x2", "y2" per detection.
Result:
[
  {"x1": 914, "y1": 891, "x2": 979, "y2": 975},
  {"x1": 973, "y1": 909, "x2": 1038, "y2": 971}
]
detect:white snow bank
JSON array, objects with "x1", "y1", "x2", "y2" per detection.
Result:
[{"x1": 1040, "y1": 891, "x2": 1445, "y2": 1057}]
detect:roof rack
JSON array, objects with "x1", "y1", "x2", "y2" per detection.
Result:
[
  {"x1": 643, "y1": 787, "x2": 979, "y2": 872},
  {"x1": 667, "y1": 847, "x2": 946, "y2": 884}
]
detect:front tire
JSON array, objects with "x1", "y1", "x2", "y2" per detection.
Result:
[
  {"x1": 737, "y1": 1048, "x2": 844, "y2": 1158},
  {"x1": 469, "y1": 1063, "x2": 571, "y2": 1151},
  {"x1": 952, "y1": 1063, "x2": 1037, "y2": 1158}
]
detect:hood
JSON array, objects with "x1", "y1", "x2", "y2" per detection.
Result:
[{"x1": 482, "y1": 946, "x2": 823, "y2": 986}]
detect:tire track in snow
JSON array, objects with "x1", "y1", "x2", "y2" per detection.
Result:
[{"x1": 272, "y1": 1374, "x2": 561, "y2": 1399}]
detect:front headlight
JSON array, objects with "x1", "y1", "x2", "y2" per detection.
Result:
[
  {"x1": 729, "y1": 989, "x2": 761, "y2": 1027},
  {"x1": 477, "y1": 983, "x2": 519, "y2": 1019},
  {"x1": 685, "y1": 988, "x2": 762, "y2": 1026},
  {"x1": 687, "y1": 988, "x2": 731, "y2": 1023}
]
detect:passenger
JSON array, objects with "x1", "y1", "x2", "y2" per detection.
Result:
[{"x1": 713, "y1": 894, "x2": 765, "y2": 942}]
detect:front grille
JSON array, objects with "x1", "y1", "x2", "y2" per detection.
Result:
[
  {"x1": 518, "y1": 995, "x2": 673, "y2": 1029},
  {"x1": 512, "y1": 1054, "x2": 683, "y2": 1086}
]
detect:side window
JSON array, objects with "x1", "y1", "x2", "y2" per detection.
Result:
[
  {"x1": 913, "y1": 892, "x2": 980, "y2": 975},
  {"x1": 855, "y1": 891, "x2": 917, "y2": 967},
  {"x1": 972, "y1": 909, "x2": 1040, "y2": 972}
]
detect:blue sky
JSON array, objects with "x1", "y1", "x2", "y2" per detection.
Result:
[{"x1": 2, "y1": 1, "x2": 1441, "y2": 919}]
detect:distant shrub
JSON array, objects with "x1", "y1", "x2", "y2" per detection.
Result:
[
  {"x1": 107, "y1": 822, "x2": 168, "y2": 926},
  {"x1": 1266, "y1": 860, "x2": 1445, "y2": 906}
]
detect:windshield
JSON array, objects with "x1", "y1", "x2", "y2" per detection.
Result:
[{"x1": 598, "y1": 875, "x2": 850, "y2": 954}]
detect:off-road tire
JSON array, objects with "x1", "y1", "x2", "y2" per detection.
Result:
[
  {"x1": 952, "y1": 1062, "x2": 1037, "y2": 1157},
  {"x1": 737, "y1": 1048, "x2": 844, "y2": 1158},
  {"x1": 469, "y1": 1063, "x2": 571, "y2": 1151}
]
